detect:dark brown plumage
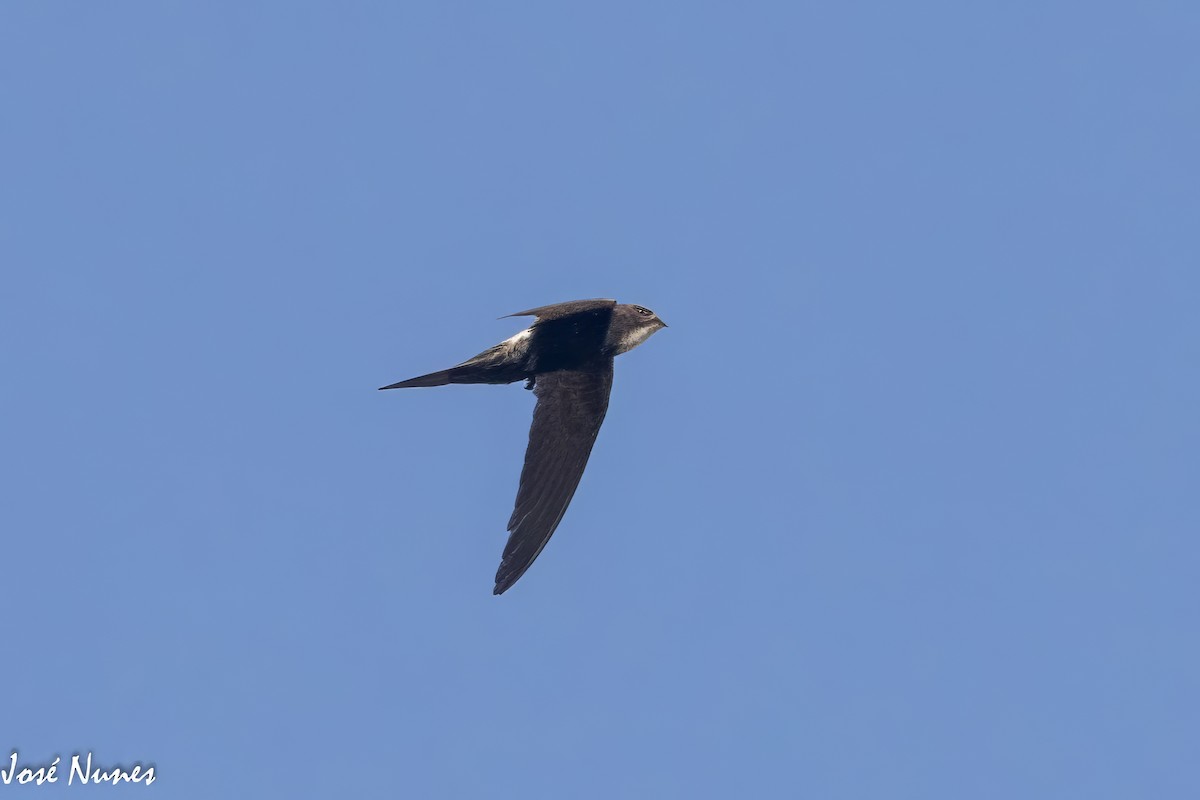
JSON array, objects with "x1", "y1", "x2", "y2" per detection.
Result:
[{"x1": 379, "y1": 299, "x2": 666, "y2": 594}]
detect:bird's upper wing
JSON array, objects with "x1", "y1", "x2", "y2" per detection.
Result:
[
  {"x1": 494, "y1": 360, "x2": 615, "y2": 594},
  {"x1": 504, "y1": 298, "x2": 616, "y2": 320}
]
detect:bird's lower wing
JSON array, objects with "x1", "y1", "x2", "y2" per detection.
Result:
[{"x1": 494, "y1": 361, "x2": 614, "y2": 594}]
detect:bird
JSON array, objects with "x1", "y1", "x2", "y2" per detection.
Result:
[{"x1": 379, "y1": 298, "x2": 667, "y2": 594}]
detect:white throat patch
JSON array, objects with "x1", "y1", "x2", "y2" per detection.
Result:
[{"x1": 616, "y1": 325, "x2": 656, "y2": 355}]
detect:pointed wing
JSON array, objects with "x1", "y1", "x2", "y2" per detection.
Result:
[
  {"x1": 494, "y1": 361, "x2": 614, "y2": 594},
  {"x1": 504, "y1": 298, "x2": 616, "y2": 320}
]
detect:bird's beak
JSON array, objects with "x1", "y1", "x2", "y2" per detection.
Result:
[{"x1": 658, "y1": 319, "x2": 668, "y2": 328}]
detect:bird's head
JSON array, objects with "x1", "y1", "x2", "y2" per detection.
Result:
[{"x1": 607, "y1": 303, "x2": 668, "y2": 355}]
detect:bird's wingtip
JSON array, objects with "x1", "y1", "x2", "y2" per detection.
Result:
[{"x1": 493, "y1": 573, "x2": 518, "y2": 595}]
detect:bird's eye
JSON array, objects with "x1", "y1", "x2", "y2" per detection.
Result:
[{"x1": 634, "y1": 306, "x2": 652, "y2": 316}]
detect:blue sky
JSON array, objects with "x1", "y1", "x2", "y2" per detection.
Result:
[{"x1": 2, "y1": 2, "x2": 1197, "y2": 797}]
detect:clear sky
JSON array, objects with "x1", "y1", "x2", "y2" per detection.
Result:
[{"x1": 2, "y1": 3, "x2": 1197, "y2": 798}]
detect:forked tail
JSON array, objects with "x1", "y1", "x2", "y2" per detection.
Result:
[
  {"x1": 378, "y1": 369, "x2": 458, "y2": 389},
  {"x1": 378, "y1": 355, "x2": 528, "y2": 389}
]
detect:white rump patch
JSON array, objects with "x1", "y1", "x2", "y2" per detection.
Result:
[{"x1": 502, "y1": 328, "x2": 532, "y2": 348}]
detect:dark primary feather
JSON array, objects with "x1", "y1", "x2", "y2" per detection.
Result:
[
  {"x1": 493, "y1": 361, "x2": 614, "y2": 594},
  {"x1": 505, "y1": 298, "x2": 616, "y2": 321}
]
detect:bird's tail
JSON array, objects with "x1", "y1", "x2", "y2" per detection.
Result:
[
  {"x1": 378, "y1": 347, "x2": 529, "y2": 390},
  {"x1": 378, "y1": 369, "x2": 459, "y2": 389}
]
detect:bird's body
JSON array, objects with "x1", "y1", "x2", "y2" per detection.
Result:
[{"x1": 380, "y1": 298, "x2": 666, "y2": 594}]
